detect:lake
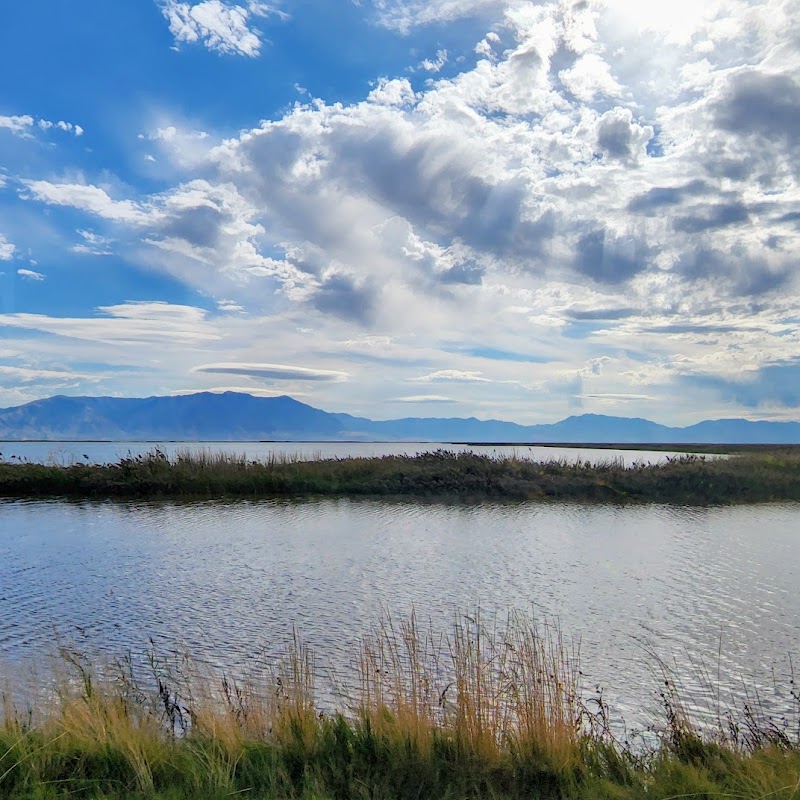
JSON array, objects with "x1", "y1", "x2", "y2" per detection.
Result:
[
  {"x1": 0, "y1": 440, "x2": 714, "y2": 467},
  {"x1": 1, "y1": 491, "x2": 797, "y2": 736}
]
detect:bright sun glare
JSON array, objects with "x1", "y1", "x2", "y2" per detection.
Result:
[{"x1": 602, "y1": 0, "x2": 714, "y2": 42}]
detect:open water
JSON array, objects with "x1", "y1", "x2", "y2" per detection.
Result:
[{"x1": 1, "y1": 471, "x2": 797, "y2": 733}]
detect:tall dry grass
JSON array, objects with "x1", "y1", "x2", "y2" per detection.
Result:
[{"x1": 1, "y1": 611, "x2": 798, "y2": 799}]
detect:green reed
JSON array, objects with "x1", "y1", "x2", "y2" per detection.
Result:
[
  {"x1": 1, "y1": 447, "x2": 800, "y2": 503},
  {"x1": 1, "y1": 611, "x2": 798, "y2": 799}
]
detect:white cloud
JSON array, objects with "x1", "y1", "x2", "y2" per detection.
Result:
[
  {"x1": 21, "y1": 181, "x2": 156, "y2": 225},
  {"x1": 0, "y1": 302, "x2": 220, "y2": 345},
  {"x1": 583, "y1": 392, "x2": 655, "y2": 401},
  {"x1": 0, "y1": 114, "x2": 34, "y2": 136},
  {"x1": 17, "y1": 268, "x2": 45, "y2": 281},
  {"x1": 39, "y1": 120, "x2": 84, "y2": 136},
  {"x1": 559, "y1": 53, "x2": 623, "y2": 102},
  {"x1": 0, "y1": 114, "x2": 83, "y2": 137},
  {"x1": 394, "y1": 394, "x2": 455, "y2": 402},
  {"x1": 369, "y1": 0, "x2": 502, "y2": 32},
  {"x1": 367, "y1": 78, "x2": 417, "y2": 106},
  {"x1": 143, "y1": 123, "x2": 215, "y2": 169},
  {"x1": 149, "y1": 125, "x2": 209, "y2": 142},
  {"x1": 0, "y1": 365, "x2": 90, "y2": 384},
  {"x1": 159, "y1": 0, "x2": 284, "y2": 56},
  {"x1": 192, "y1": 362, "x2": 349, "y2": 381},
  {"x1": 412, "y1": 370, "x2": 492, "y2": 383},
  {"x1": 72, "y1": 229, "x2": 114, "y2": 256},
  {"x1": 217, "y1": 298, "x2": 244, "y2": 312},
  {"x1": 419, "y1": 49, "x2": 448, "y2": 72},
  {"x1": 0, "y1": 234, "x2": 15, "y2": 261}
]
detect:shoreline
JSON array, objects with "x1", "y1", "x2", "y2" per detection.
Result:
[
  {"x1": 1, "y1": 447, "x2": 799, "y2": 504},
  {"x1": 1, "y1": 610, "x2": 797, "y2": 800}
]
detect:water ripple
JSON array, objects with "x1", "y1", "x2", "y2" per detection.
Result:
[{"x1": 1, "y1": 498, "x2": 798, "y2": 731}]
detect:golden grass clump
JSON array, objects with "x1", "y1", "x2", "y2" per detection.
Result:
[
  {"x1": 0, "y1": 611, "x2": 798, "y2": 799},
  {"x1": 354, "y1": 611, "x2": 582, "y2": 768}
]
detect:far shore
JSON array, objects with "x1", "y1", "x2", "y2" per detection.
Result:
[
  {"x1": 2, "y1": 438, "x2": 796, "y2": 455},
  {"x1": 1, "y1": 446, "x2": 799, "y2": 504}
]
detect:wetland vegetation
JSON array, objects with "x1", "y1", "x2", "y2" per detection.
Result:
[
  {"x1": 1, "y1": 611, "x2": 798, "y2": 800},
  {"x1": 1, "y1": 446, "x2": 800, "y2": 504}
]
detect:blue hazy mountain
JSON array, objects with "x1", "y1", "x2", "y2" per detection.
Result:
[{"x1": 0, "y1": 392, "x2": 798, "y2": 443}]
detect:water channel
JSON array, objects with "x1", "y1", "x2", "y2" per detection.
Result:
[{"x1": 2, "y1": 471, "x2": 797, "y2": 734}]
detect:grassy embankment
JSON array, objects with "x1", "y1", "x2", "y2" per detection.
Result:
[
  {"x1": 1, "y1": 612, "x2": 798, "y2": 799},
  {"x1": 1, "y1": 447, "x2": 800, "y2": 503}
]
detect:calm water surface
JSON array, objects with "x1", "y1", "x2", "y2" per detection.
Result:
[
  {"x1": 0, "y1": 440, "x2": 714, "y2": 467},
  {"x1": 1, "y1": 497, "x2": 797, "y2": 731}
]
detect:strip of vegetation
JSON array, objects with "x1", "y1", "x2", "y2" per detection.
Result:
[
  {"x1": 1, "y1": 447, "x2": 800, "y2": 503},
  {"x1": 1, "y1": 611, "x2": 797, "y2": 800}
]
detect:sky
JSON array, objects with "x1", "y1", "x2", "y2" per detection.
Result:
[{"x1": 1, "y1": 0, "x2": 799, "y2": 425}]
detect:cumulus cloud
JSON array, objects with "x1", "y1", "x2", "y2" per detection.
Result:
[
  {"x1": 418, "y1": 49, "x2": 448, "y2": 73},
  {"x1": 573, "y1": 229, "x2": 650, "y2": 284},
  {"x1": 159, "y1": 0, "x2": 284, "y2": 56},
  {"x1": 0, "y1": 115, "x2": 34, "y2": 136},
  {"x1": 37, "y1": 119, "x2": 84, "y2": 136},
  {"x1": 192, "y1": 362, "x2": 349, "y2": 381},
  {"x1": 595, "y1": 108, "x2": 654, "y2": 163},
  {"x1": 367, "y1": 78, "x2": 417, "y2": 106},
  {"x1": 713, "y1": 69, "x2": 800, "y2": 149},
  {"x1": 0, "y1": 114, "x2": 83, "y2": 137},
  {"x1": 311, "y1": 272, "x2": 379, "y2": 325},
  {"x1": 560, "y1": 54, "x2": 623, "y2": 102}
]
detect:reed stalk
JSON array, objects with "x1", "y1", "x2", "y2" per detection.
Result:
[{"x1": 0, "y1": 610, "x2": 798, "y2": 799}]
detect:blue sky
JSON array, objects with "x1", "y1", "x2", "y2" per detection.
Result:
[{"x1": 1, "y1": 0, "x2": 799, "y2": 424}]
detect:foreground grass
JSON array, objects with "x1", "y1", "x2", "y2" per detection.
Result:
[
  {"x1": 1, "y1": 447, "x2": 800, "y2": 503},
  {"x1": 1, "y1": 612, "x2": 798, "y2": 799}
]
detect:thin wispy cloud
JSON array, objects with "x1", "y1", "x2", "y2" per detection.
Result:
[
  {"x1": 368, "y1": 0, "x2": 501, "y2": 32},
  {"x1": 20, "y1": 182, "x2": 155, "y2": 225},
  {"x1": 412, "y1": 371, "x2": 493, "y2": 384},
  {"x1": 193, "y1": 363, "x2": 349, "y2": 381},
  {"x1": 16, "y1": 268, "x2": 45, "y2": 281},
  {"x1": 394, "y1": 394, "x2": 455, "y2": 403},
  {"x1": 72, "y1": 230, "x2": 114, "y2": 256}
]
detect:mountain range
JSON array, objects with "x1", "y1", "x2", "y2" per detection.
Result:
[{"x1": 0, "y1": 392, "x2": 798, "y2": 443}]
